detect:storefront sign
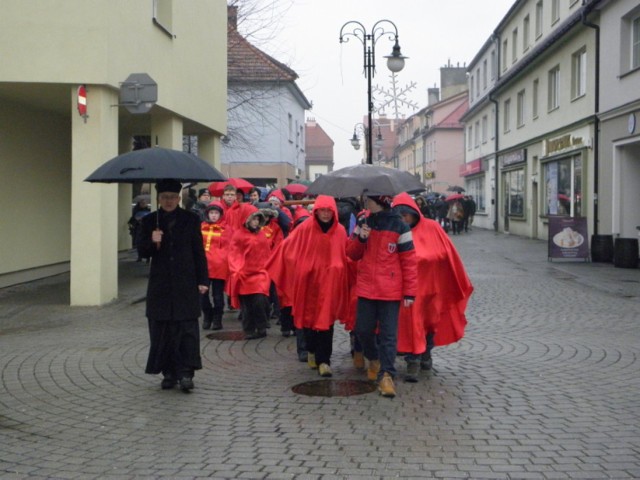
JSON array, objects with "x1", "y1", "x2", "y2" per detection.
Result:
[
  {"x1": 548, "y1": 216, "x2": 589, "y2": 260},
  {"x1": 459, "y1": 158, "x2": 483, "y2": 176},
  {"x1": 499, "y1": 149, "x2": 526, "y2": 168},
  {"x1": 543, "y1": 134, "x2": 585, "y2": 156}
]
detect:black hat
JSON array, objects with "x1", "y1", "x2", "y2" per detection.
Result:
[
  {"x1": 393, "y1": 205, "x2": 420, "y2": 218},
  {"x1": 368, "y1": 195, "x2": 393, "y2": 208},
  {"x1": 198, "y1": 188, "x2": 210, "y2": 197},
  {"x1": 155, "y1": 179, "x2": 182, "y2": 194}
]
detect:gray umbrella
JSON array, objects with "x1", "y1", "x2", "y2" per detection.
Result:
[
  {"x1": 446, "y1": 185, "x2": 466, "y2": 193},
  {"x1": 306, "y1": 164, "x2": 425, "y2": 197},
  {"x1": 84, "y1": 147, "x2": 226, "y2": 183}
]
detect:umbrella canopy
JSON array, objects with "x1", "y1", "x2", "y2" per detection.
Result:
[
  {"x1": 306, "y1": 164, "x2": 425, "y2": 198},
  {"x1": 84, "y1": 147, "x2": 226, "y2": 183},
  {"x1": 446, "y1": 185, "x2": 466, "y2": 193},
  {"x1": 208, "y1": 177, "x2": 254, "y2": 196},
  {"x1": 445, "y1": 193, "x2": 465, "y2": 202},
  {"x1": 282, "y1": 183, "x2": 308, "y2": 195},
  {"x1": 289, "y1": 179, "x2": 313, "y2": 186}
]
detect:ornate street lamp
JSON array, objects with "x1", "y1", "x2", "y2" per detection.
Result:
[
  {"x1": 350, "y1": 123, "x2": 384, "y2": 163},
  {"x1": 340, "y1": 19, "x2": 407, "y2": 164}
]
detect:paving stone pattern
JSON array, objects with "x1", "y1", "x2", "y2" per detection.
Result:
[{"x1": 1, "y1": 229, "x2": 639, "y2": 479}]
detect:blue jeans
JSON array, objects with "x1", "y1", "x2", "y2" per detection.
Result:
[{"x1": 354, "y1": 298, "x2": 400, "y2": 379}]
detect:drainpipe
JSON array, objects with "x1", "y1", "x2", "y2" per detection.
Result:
[
  {"x1": 582, "y1": 4, "x2": 600, "y2": 235},
  {"x1": 489, "y1": 31, "x2": 501, "y2": 232}
]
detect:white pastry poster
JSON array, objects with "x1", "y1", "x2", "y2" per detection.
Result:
[{"x1": 548, "y1": 216, "x2": 589, "y2": 260}]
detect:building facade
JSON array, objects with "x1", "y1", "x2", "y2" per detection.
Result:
[
  {"x1": 597, "y1": 0, "x2": 640, "y2": 241},
  {"x1": 0, "y1": 0, "x2": 228, "y2": 304},
  {"x1": 222, "y1": 6, "x2": 311, "y2": 188},
  {"x1": 305, "y1": 119, "x2": 334, "y2": 180}
]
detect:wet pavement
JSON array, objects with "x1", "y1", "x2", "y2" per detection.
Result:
[{"x1": 1, "y1": 229, "x2": 639, "y2": 479}]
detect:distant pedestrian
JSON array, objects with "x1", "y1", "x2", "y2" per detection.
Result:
[{"x1": 137, "y1": 179, "x2": 209, "y2": 393}]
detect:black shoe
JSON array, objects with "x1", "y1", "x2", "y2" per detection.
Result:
[
  {"x1": 281, "y1": 330, "x2": 293, "y2": 338},
  {"x1": 420, "y1": 357, "x2": 433, "y2": 371},
  {"x1": 245, "y1": 330, "x2": 267, "y2": 340},
  {"x1": 211, "y1": 315, "x2": 223, "y2": 330},
  {"x1": 298, "y1": 351, "x2": 308, "y2": 362},
  {"x1": 179, "y1": 377, "x2": 194, "y2": 392},
  {"x1": 161, "y1": 376, "x2": 177, "y2": 390}
]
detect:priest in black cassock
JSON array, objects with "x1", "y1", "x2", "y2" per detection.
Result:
[{"x1": 138, "y1": 179, "x2": 209, "y2": 392}]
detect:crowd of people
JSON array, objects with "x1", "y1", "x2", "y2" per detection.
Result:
[{"x1": 136, "y1": 180, "x2": 473, "y2": 398}]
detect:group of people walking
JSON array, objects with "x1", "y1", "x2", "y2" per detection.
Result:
[{"x1": 137, "y1": 179, "x2": 473, "y2": 398}]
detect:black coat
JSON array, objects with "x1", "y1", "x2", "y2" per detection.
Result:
[{"x1": 138, "y1": 207, "x2": 208, "y2": 321}]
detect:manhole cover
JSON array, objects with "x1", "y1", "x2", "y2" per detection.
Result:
[
  {"x1": 292, "y1": 379, "x2": 376, "y2": 397},
  {"x1": 206, "y1": 331, "x2": 246, "y2": 341}
]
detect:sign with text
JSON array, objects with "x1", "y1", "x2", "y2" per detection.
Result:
[{"x1": 548, "y1": 216, "x2": 589, "y2": 260}]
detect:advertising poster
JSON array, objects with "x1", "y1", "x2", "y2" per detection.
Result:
[{"x1": 548, "y1": 216, "x2": 589, "y2": 260}]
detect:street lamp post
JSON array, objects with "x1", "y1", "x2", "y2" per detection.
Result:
[
  {"x1": 339, "y1": 20, "x2": 407, "y2": 164},
  {"x1": 350, "y1": 123, "x2": 384, "y2": 163}
]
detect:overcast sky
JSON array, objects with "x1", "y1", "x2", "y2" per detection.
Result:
[{"x1": 256, "y1": 0, "x2": 516, "y2": 170}]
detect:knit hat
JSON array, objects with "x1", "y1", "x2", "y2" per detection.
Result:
[
  {"x1": 205, "y1": 200, "x2": 224, "y2": 215},
  {"x1": 198, "y1": 188, "x2": 210, "y2": 197},
  {"x1": 155, "y1": 179, "x2": 182, "y2": 194}
]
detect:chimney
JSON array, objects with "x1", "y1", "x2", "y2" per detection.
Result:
[
  {"x1": 228, "y1": 5, "x2": 238, "y2": 30},
  {"x1": 428, "y1": 87, "x2": 440, "y2": 106}
]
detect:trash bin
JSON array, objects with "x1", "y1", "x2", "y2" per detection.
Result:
[
  {"x1": 591, "y1": 234, "x2": 614, "y2": 262},
  {"x1": 614, "y1": 238, "x2": 639, "y2": 269}
]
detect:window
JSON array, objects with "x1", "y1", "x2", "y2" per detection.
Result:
[
  {"x1": 532, "y1": 78, "x2": 539, "y2": 119},
  {"x1": 474, "y1": 120, "x2": 480, "y2": 147},
  {"x1": 483, "y1": 59, "x2": 488, "y2": 90},
  {"x1": 153, "y1": 0, "x2": 174, "y2": 37},
  {"x1": 467, "y1": 176, "x2": 486, "y2": 213},
  {"x1": 551, "y1": 0, "x2": 560, "y2": 25},
  {"x1": 503, "y1": 99, "x2": 511, "y2": 133},
  {"x1": 504, "y1": 169, "x2": 525, "y2": 217},
  {"x1": 535, "y1": 1, "x2": 543, "y2": 38},
  {"x1": 490, "y1": 50, "x2": 496, "y2": 79},
  {"x1": 491, "y1": 109, "x2": 496, "y2": 139},
  {"x1": 544, "y1": 155, "x2": 583, "y2": 217},
  {"x1": 548, "y1": 66, "x2": 560, "y2": 111},
  {"x1": 523, "y1": 15, "x2": 530, "y2": 51},
  {"x1": 503, "y1": 39, "x2": 509, "y2": 71},
  {"x1": 633, "y1": 16, "x2": 640, "y2": 69},
  {"x1": 512, "y1": 28, "x2": 518, "y2": 63},
  {"x1": 517, "y1": 90, "x2": 526, "y2": 127},
  {"x1": 476, "y1": 69, "x2": 481, "y2": 96},
  {"x1": 572, "y1": 47, "x2": 587, "y2": 99},
  {"x1": 288, "y1": 113, "x2": 293, "y2": 141},
  {"x1": 470, "y1": 75, "x2": 475, "y2": 99},
  {"x1": 482, "y1": 115, "x2": 488, "y2": 144},
  {"x1": 467, "y1": 126, "x2": 473, "y2": 150}
]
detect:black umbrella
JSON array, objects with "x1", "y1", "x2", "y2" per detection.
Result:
[
  {"x1": 446, "y1": 185, "x2": 466, "y2": 193},
  {"x1": 84, "y1": 147, "x2": 226, "y2": 183},
  {"x1": 306, "y1": 164, "x2": 425, "y2": 198}
]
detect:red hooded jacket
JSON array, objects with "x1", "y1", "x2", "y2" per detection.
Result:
[
  {"x1": 201, "y1": 201, "x2": 232, "y2": 280},
  {"x1": 266, "y1": 195, "x2": 350, "y2": 331}
]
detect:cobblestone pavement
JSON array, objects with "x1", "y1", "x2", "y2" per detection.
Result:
[{"x1": 1, "y1": 229, "x2": 639, "y2": 479}]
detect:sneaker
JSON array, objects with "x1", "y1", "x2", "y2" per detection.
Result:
[
  {"x1": 307, "y1": 352, "x2": 317, "y2": 369},
  {"x1": 378, "y1": 372, "x2": 396, "y2": 398},
  {"x1": 367, "y1": 359, "x2": 380, "y2": 381},
  {"x1": 318, "y1": 363, "x2": 333, "y2": 377},
  {"x1": 179, "y1": 377, "x2": 194, "y2": 392},
  {"x1": 352, "y1": 351, "x2": 365, "y2": 370},
  {"x1": 405, "y1": 362, "x2": 419, "y2": 383}
]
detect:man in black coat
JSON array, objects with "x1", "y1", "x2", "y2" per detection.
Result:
[{"x1": 138, "y1": 179, "x2": 209, "y2": 392}]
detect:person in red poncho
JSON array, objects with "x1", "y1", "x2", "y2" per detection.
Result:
[
  {"x1": 200, "y1": 201, "x2": 232, "y2": 331},
  {"x1": 227, "y1": 207, "x2": 271, "y2": 340},
  {"x1": 220, "y1": 184, "x2": 258, "y2": 232},
  {"x1": 266, "y1": 195, "x2": 350, "y2": 377},
  {"x1": 391, "y1": 192, "x2": 474, "y2": 382}
]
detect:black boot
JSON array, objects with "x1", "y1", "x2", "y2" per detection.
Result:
[
  {"x1": 202, "y1": 311, "x2": 213, "y2": 330},
  {"x1": 211, "y1": 313, "x2": 223, "y2": 331}
]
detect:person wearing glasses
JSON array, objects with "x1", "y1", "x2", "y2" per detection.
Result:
[{"x1": 138, "y1": 179, "x2": 209, "y2": 393}]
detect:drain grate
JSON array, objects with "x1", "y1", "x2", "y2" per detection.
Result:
[
  {"x1": 206, "y1": 331, "x2": 247, "y2": 341},
  {"x1": 292, "y1": 379, "x2": 377, "y2": 397}
]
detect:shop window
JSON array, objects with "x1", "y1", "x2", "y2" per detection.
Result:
[
  {"x1": 504, "y1": 169, "x2": 525, "y2": 217},
  {"x1": 543, "y1": 155, "x2": 583, "y2": 217},
  {"x1": 467, "y1": 176, "x2": 486, "y2": 213}
]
